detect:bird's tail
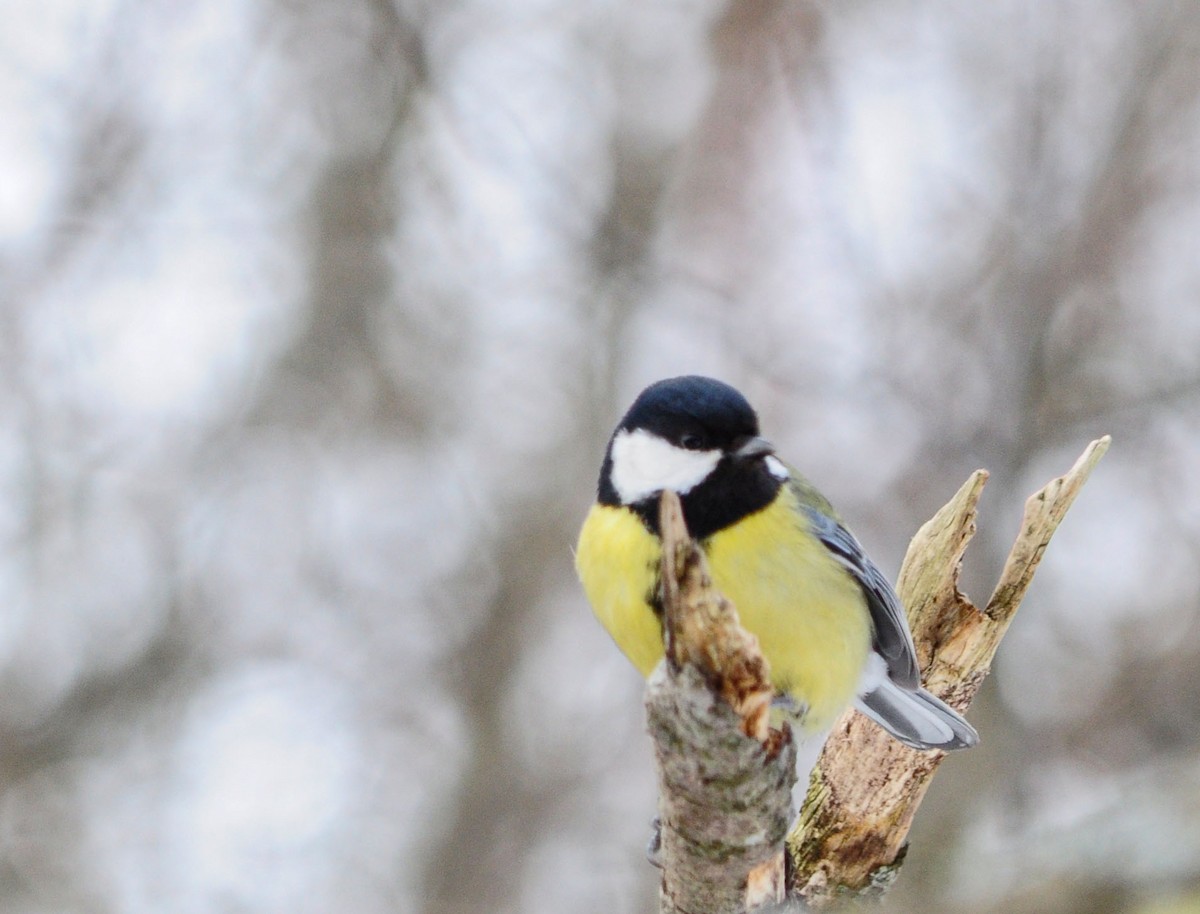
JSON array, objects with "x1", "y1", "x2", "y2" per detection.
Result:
[{"x1": 854, "y1": 677, "x2": 978, "y2": 750}]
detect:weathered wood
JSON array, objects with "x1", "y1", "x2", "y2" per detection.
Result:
[
  {"x1": 791, "y1": 437, "x2": 1111, "y2": 906},
  {"x1": 649, "y1": 490, "x2": 795, "y2": 914}
]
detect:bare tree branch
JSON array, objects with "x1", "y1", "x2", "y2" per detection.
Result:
[
  {"x1": 791, "y1": 436, "x2": 1111, "y2": 906},
  {"x1": 648, "y1": 490, "x2": 796, "y2": 914}
]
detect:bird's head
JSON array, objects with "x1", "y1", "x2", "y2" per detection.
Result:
[{"x1": 599, "y1": 376, "x2": 784, "y2": 508}]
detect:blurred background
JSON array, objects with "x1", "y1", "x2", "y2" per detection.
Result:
[{"x1": 1, "y1": 1, "x2": 1198, "y2": 912}]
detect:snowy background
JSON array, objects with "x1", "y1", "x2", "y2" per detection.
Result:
[{"x1": 2, "y1": 2, "x2": 1199, "y2": 912}]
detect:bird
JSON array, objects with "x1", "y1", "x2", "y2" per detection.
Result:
[{"x1": 575, "y1": 375, "x2": 977, "y2": 754}]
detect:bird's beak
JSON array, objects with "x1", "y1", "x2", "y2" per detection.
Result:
[{"x1": 733, "y1": 436, "x2": 774, "y2": 460}]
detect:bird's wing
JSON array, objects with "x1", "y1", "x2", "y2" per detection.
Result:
[{"x1": 800, "y1": 503, "x2": 922, "y2": 690}]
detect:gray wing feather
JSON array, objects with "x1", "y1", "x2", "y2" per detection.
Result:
[{"x1": 801, "y1": 507, "x2": 921, "y2": 690}]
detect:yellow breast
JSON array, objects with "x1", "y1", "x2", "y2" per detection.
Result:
[
  {"x1": 575, "y1": 489, "x2": 873, "y2": 734},
  {"x1": 705, "y1": 489, "x2": 872, "y2": 731},
  {"x1": 575, "y1": 504, "x2": 665, "y2": 677}
]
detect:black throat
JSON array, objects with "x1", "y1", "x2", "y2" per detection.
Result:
[{"x1": 598, "y1": 453, "x2": 782, "y2": 540}]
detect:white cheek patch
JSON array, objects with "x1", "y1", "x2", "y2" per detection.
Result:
[
  {"x1": 764, "y1": 455, "x2": 789, "y2": 480},
  {"x1": 609, "y1": 428, "x2": 721, "y2": 504}
]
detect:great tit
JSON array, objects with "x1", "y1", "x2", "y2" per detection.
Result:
[{"x1": 576, "y1": 375, "x2": 977, "y2": 752}]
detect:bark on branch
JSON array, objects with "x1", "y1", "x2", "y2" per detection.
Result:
[
  {"x1": 647, "y1": 490, "x2": 796, "y2": 914},
  {"x1": 791, "y1": 436, "x2": 1111, "y2": 906}
]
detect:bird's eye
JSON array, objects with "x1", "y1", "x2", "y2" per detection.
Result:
[{"x1": 680, "y1": 434, "x2": 706, "y2": 450}]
